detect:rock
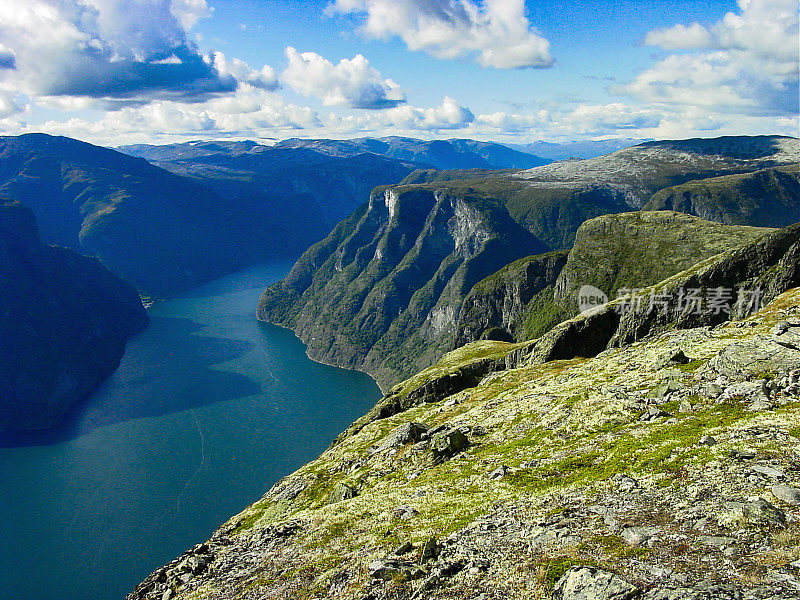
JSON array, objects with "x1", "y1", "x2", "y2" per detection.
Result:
[
  {"x1": 394, "y1": 542, "x2": 414, "y2": 556},
  {"x1": 368, "y1": 558, "x2": 423, "y2": 581},
  {"x1": 489, "y1": 466, "x2": 509, "y2": 480},
  {"x1": 622, "y1": 526, "x2": 659, "y2": 546},
  {"x1": 644, "y1": 582, "x2": 742, "y2": 599},
  {"x1": 697, "y1": 535, "x2": 737, "y2": 548},
  {"x1": 553, "y1": 566, "x2": 639, "y2": 600},
  {"x1": 655, "y1": 349, "x2": 691, "y2": 369},
  {"x1": 722, "y1": 381, "x2": 768, "y2": 402},
  {"x1": 710, "y1": 334, "x2": 800, "y2": 381},
  {"x1": 327, "y1": 483, "x2": 357, "y2": 504},
  {"x1": 393, "y1": 505, "x2": 419, "y2": 520},
  {"x1": 729, "y1": 449, "x2": 757, "y2": 460},
  {"x1": 718, "y1": 499, "x2": 786, "y2": 529},
  {"x1": 378, "y1": 422, "x2": 429, "y2": 451},
  {"x1": 420, "y1": 537, "x2": 439, "y2": 564},
  {"x1": 679, "y1": 399, "x2": 693, "y2": 413},
  {"x1": 640, "y1": 406, "x2": 672, "y2": 421},
  {"x1": 699, "y1": 435, "x2": 717, "y2": 446},
  {"x1": 750, "y1": 465, "x2": 786, "y2": 480},
  {"x1": 771, "y1": 484, "x2": 800, "y2": 505},
  {"x1": 430, "y1": 428, "x2": 469, "y2": 461},
  {"x1": 613, "y1": 474, "x2": 640, "y2": 492},
  {"x1": 647, "y1": 377, "x2": 684, "y2": 399}
]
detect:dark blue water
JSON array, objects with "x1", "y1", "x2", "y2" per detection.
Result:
[{"x1": 0, "y1": 261, "x2": 382, "y2": 600}]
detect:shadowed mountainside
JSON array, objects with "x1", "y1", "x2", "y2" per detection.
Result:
[{"x1": 0, "y1": 202, "x2": 148, "y2": 433}]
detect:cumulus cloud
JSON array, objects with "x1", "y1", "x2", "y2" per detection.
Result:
[
  {"x1": 329, "y1": 0, "x2": 553, "y2": 69},
  {"x1": 210, "y1": 52, "x2": 279, "y2": 91},
  {"x1": 379, "y1": 96, "x2": 474, "y2": 129},
  {"x1": 282, "y1": 47, "x2": 405, "y2": 109},
  {"x1": 0, "y1": 0, "x2": 257, "y2": 104},
  {"x1": 621, "y1": 0, "x2": 798, "y2": 116}
]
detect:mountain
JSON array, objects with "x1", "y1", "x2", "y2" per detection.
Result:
[
  {"x1": 0, "y1": 134, "x2": 278, "y2": 297},
  {"x1": 271, "y1": 136, "x2": 551, "y2": 170},
  {"x1": 258, "y1": 136, "x2": 799, "y2": 388},
  {"x1": 454, "y1": 212, "x2": 773, "y2": 347},
  {"x1": 258, "y1": 185, "x2": 547, "y2": 388},
  {"x1": 118, "y1": 139, "x2": 423, "y2": 229},
  {"x1": 130, "y1": 223, "x2": 800, "y2": 600},
  {"x1": 0, "y1": 202, "x2": 148, "y2": 433},
  {"x1": 643, "y1": 165, "x2": 799, "y2": 227},
  {"x1": 508, "y1": 137, "x2": 648, "y2": 160}
]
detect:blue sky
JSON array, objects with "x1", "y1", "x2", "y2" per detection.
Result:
[{"x1": 0, "y1": 0, "x2": 796, "y2": 145}]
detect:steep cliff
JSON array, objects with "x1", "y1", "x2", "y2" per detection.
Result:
[
  {"x1": 453, "y1": 212, "x2": 774, "y2": 349},
  {"x1": 0, "y1": 202, "x2": 148, "y2": 433},
  {"x1": 258, "y1": 185, "x2": 546, "y2": 389},
  {"x1": 643, "y1": 165, "x2": 800, "y2": 227},
  {"x1": 453, "y1": 251, "x2": 568, "y2": 346}
]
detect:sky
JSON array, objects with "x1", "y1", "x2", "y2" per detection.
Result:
[{"x1": 0, "y1": 0, "x2": 797, "y2": 145}]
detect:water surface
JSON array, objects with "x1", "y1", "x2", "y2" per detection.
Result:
[{"x1": 0, "y1": 261, "x2": 382, "y2": 600}]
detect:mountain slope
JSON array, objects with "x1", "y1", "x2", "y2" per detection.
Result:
[
  {"x1": 119, "y1": 139, "x2": 423, "y2": 229},
  {"x1": 0, "y1": 134, "x2": 276, "y2": 296},
  {"x1": 272, "y1": 136, "x2": 551, "y2": 170},
  {"x1": 258, "y1": 135, "x2": 797, "y2": 390},
  {"x1": 258, "y1": 185, "x2": 546, "y2": 388},
  {"x1": 643, "y1": 165, "x2": 800, "y2": 227},
  {"x1": 0, "y1": 202, "x2": 148, "y2": 433},
  {"x1": 130, "y1": 237, "x2": 800, "y2": 600},
  {"x1": 452, "y1": 212, "x2": 774, "y2": 348}
]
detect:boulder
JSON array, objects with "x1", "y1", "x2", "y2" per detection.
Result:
[
  {"x1": 771, "y1": 484, "x2": 800, "y2": 505},
  {"x1": 553, "y1": 566, "x2": 640, "y2": 600},
  {"x1": 430, "y1": 428, "x2": 469, "y2": 461},
  {"x1": 327, "y1": 483, "x2": 357, "y2": 505},
  {"x1": 718, "y1": 499, "x2": 785, "y2": 529}
]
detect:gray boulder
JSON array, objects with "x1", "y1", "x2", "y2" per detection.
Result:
[
  {"x1": 553, "y1": 566, "x2": 640, "y2": 600},
  {"x1": 772, "y1": 484, "x2": 800, "y2": 505},
  {"x1": 430, "y1": 428, "x2": 469, "y2": 461}
]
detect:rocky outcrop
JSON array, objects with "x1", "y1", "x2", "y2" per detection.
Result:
[
  {"x1": 129, "y1": 287, "x2": 800, "y2": 600},
  {"x1": 0, "y1": 202, "x2": 148, "y2": 433},
  {"x1": 523, "y1": 222, "x2": 799, "y2": 366},
  {"x1": 644, "y1": 165, "x2": 799, "y2": 228},
  {"x1": 455, "y1": 212, "x2": 773, "y2": 349}
]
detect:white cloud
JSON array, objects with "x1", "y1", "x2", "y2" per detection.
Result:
[
  {"x1": 282, "y1": 47, "x2": 405, "y2": 109},
  {"x1": 644, "y1": 23, "x2": 711, "y2": 49},
  {"x1": 210, "y1": 52, "x2": 279, "y2": 91},
  {"x1": 0, "y1": 0, "x2": 275, "y2": 105},
  {"x1": 377, "y1": 96, "x2": 475, "y2": 130},
  {"x1": 329, "y1": 0, "x2": 553, "y2": 69},
  {"x1": 622, "y1": 0, "x2": 798, "y2": 117}
]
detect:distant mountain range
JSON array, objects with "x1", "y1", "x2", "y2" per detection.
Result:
[{"x1": 508, "y1": 137, "x2": 648, "y2": 160}]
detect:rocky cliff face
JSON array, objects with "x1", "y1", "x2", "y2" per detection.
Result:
[
  {"x1": 130, "y1": 283, "x2": 800, "y2": 600},
  {"x1": 454, "y1": 212, "x2": 775, "y2": 349},
  {"x1": 258, "y1": 186, "x2": 546, "y2": 389},
  {"x1": 453, "y1": 251, "x2": 568, "y2": 346},
  {"x1": 523, "y1": 222, "x2": 800, "y2": 367},
  {"x1": 0, "y1": 202, "x2": 148, "y2": 433}
]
